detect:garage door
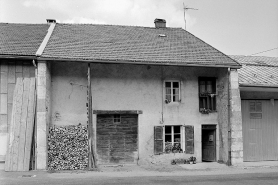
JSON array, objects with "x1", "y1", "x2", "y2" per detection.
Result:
[
  {"x1": 242, "y1": 100, "x2": 278, "y2": 161},
  {"x1": 96, "y1": 114, "x2": 138, "y2": 164}
]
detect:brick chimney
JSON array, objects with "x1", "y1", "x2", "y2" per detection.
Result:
[
  {"x1": 154, "y1": 18, "x2": 166, "y2": 28},
  {"x1": 46, "y1": 19, "x2": 56, "y2": 24}
]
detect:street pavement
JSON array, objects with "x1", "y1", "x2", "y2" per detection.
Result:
[{"x1": 1, "y1": 163, "x2": 278, "y2": 185}]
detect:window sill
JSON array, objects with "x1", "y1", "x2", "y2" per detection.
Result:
[
  {"x1": 165, "y1": 102, "x2": 180, "y2": 106},
  {"x1": 199, "y1": 110, "x2": 217, "y2": 114}
]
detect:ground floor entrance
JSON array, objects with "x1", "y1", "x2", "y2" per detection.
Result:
[
  {"x1": 242, "y1": 100, "x2": 278, "y2": 161},
  {"x1": 96, "y1": 114, "x2": 138, "y2": 164},
  {"x1": 202, "y1": 125, "x2": 216, "y2": 162}
]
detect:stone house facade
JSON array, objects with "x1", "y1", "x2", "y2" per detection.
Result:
[{"x1": 0, "y1": 19, "x2": 243, "y2": 170}]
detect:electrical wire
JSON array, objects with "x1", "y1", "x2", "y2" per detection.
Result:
[
  {"x1": 235, "y1": 47, "x2": 278, "y2": 59},
  {"x1": 248, "y1": 47, "x2": 278, "y2": 56}
]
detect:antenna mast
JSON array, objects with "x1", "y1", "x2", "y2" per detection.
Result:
[{"x1": 183, "y1": 3, "x2": 198, "y2": 30}]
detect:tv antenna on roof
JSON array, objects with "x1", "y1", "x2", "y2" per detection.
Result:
[{"x1": 183, "y1": 3, "x2": 198, "y2": 30}]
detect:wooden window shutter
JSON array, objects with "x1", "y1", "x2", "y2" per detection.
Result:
[
  {"x1": 154, "y1": 126, "x2": 163, "y2": 155},
  {"x1": 185, "y1": 125, "x2": 194, "y2": 154}
]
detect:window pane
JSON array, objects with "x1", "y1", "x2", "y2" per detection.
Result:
[
  {"x1": 165, "y1": 126, "x2": 171, "y2": 134},
  {"x1": 256, "y1": 102, "x2": 262, "y2": 112},
  {"x1": 250, "y1": 102, "x2": 256, "y2": 112},
  {"x1": 165, "y1": 135, "x2": 172, "y2": 142},
  {"x1": 200, "y1": 81, "x2": 206, "y2": 93},
  {"x1": 173, "y1": 88, "x2": 179, "y2": 95},
  {"x1": 173, "y1": 126, "x2": 180, "y2": 133},
  {"x1": 207, "y1": 81, "x2": 212, "y2": 93},
  {"x1": 174, "y1": 134, "x2": 181, "y2": 142},
  {"x1": 166, "y1": 88, "x2": 171, "y2": 95},
  {"x1": 173, "y1": 95, "x2": 179, "y2": 102},
  {"x1": 166, "y1": 95, "x2": 171, "y2": 102},
  {"x1": 173, "y1": 82, "x2": 179, "y2": 88},
  {"x1": 165, "y1": 82, "x2": 171, "y2": 88}
]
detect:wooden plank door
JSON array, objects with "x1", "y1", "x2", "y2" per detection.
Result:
[
  {"x1": 202, "y1": 128, "x2": 216, "y2": 162},
  {"x1": 96, "y1": 114, "x2": 138, "y2": 164}
]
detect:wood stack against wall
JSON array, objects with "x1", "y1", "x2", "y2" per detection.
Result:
[{"x1": 48, "y1": 124, "x2": 89, "y2": 170}]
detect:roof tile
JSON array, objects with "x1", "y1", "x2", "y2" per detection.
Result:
[
  {"x1": 42, "y1": 24, "x2": 239, "y2": 67},
  {"x1": 0, "y1": 23, "x2": 49, "y2": 56}
]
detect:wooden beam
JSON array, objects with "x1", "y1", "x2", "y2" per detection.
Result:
[
  {"x1": 87, "y1": 63, "x2": 96, "y2": 169},
  {"x1": 93, "y1": 110, "x2": 143, "y2": 114}
]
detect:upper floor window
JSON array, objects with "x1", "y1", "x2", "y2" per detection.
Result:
[
  {"x1": 249, "y1": 101, "x2": 262, "y2": 119},
  {"x1": 165, "y1": 81, "x2": 180, "y2": 103},
  {"x1": 199, "y1": 77, "x2": 217, "y2": 113}
]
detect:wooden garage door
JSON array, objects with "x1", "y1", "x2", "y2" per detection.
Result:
[
  {"x1": 96, "y1": 114, "x2": 138, "y2": 164},
  {"x1": 242, "y1": 100, "x2": 278, "y2": 161}
]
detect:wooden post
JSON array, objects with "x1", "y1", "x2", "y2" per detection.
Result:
[{"x1": 87, "y1": 63, "x2": 96, "y2": 169}]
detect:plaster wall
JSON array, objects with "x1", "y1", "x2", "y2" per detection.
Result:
[
  {"x1": 50, "y1": 62, "x2": 230, "y2": 164},
  {"x1": 51, "y1": 62, "x2": 88, "y2": 126}
]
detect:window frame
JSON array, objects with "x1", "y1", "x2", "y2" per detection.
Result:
[
  {"x1": 154, "y1": 125, "x2": 194, "y2": 154},
  {"x1": 198, "y1": 77, "x2": 217, "y2": 113},
  {"x1": 164, "y1": 80, "x2": 181, "y2": 104},
  {"x1": 249, "y1": 101, "x2": 262, "y2": 119}
]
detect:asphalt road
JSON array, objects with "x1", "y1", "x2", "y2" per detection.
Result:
[{"x1": 2, "y1": 172, "x2": 278, "y2": 185}]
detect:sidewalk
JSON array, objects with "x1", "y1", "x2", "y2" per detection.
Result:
[{"x1": 1, "y1": 161, "x2": 278, "y2": 179}]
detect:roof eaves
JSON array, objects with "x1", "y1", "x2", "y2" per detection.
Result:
[
  {"x1": 37, "y1": 56, "x2": 241, "y2": 68},
  {"x1": 185, "y1": 31, "x2": 241, "y2": 67}
]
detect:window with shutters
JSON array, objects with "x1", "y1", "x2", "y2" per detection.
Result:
[
  {"x1": 165, "y1": 81, "x2": 180, "y2": 104},
  {"x1": 249, "y1": 101, "x2": 262, "y2": 119},
  {"x1": 199, "y1": 77, "x2": 217, "y2": 113},
  {"x1": 154, "y1": 125, "x2": 194, "y2": 154}
]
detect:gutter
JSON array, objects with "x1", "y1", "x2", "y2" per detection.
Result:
[
  {"x1": 36, "y1": 57, "x2": 242, "y2": 69},
  {"x1": 227, "y1": 68, "x2": 231, "y2": 166},
  {"x1": 239, "y1": 84, "x2": 278, "y2": 88},
  {"x1": 0, "y1": 55, "x2": 36, "y2": 60}
]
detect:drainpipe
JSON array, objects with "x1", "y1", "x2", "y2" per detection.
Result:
[{"x1": 227, "y1": 68, "x2": 232, "y2": 166}]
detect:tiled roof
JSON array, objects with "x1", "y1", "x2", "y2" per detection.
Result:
[
  {"x1": 41, "y1": 24, "x2": 240, "y2": 67},
  {"x1": 0, "y1": 23, "x2": 49, "y2": 56},
  {"x1": 231, "y1": 55, "x2": 278, "y2": 87}
]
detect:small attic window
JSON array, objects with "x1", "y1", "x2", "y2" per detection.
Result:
[{"x1": 159, "y1": 34, "x2": 166, "y2": 37}]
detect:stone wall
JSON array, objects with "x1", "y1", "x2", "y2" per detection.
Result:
[
  {"x1": 229, "y1": 69, "x2": 243, "y2": 164},
  {"x1": 216, "y1": 68, "x2": 229, "y2": 163},
  {"x1": 37, "y1": 61, "x2": 51, "y2": 170}
]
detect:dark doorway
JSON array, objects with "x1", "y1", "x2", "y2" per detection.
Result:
[{"x1": 202, "y1": 125, "x2": 216, "y2": 162}]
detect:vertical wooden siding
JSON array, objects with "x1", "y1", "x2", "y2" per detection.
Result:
[
  {"x1": 0, "y1": 61, "x2": 35, "y2": 134},
  {"x1": 242, "y1": 100, "x2": 278, "y2": 161}
]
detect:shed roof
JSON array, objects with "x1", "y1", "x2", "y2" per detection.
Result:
[
  {"x1": 40, "y1": 23, "x2": 240, "y2": 68},
  {"x1": 0, "y1": 23, "x2": 49, "y2": 57},
  {"x1": 231, "y1": 55, "x2": 278, "y2": 87}
]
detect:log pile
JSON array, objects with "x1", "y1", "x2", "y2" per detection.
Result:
[{"x1": 48, "y1": 124, "x2": 89, "y2": 170}]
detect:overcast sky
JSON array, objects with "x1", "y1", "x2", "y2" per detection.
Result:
[{"x1": 1, "y1": 0, "x2": 278, "y2": 57}]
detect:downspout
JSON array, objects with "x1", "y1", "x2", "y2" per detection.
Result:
[{"x1": 227, "y1": 67, "x2": 231, "y2": 166}]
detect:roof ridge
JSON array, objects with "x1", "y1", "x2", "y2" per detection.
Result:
[
  {"x1": 56, "y1": 22, "x2": 183, "y2": 30},
  {"x1": 0, "y1": 22, "x2": 48, "y2": 25}
]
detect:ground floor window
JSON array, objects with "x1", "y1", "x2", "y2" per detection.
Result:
[
  {"x1": 165, "y1": 126, "x2": 181, "y2": 153},
  {"x1": 154, "y1": 125, "x2": 194, "y2": 155}
]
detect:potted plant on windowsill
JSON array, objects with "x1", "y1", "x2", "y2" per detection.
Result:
[{"x1": 200, "y1": 108, "x2": 211, "y2": 114}]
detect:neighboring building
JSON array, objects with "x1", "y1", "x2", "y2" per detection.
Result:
[
  {"x1": 231, "y1": 55, "x2": 278, "y2": 162},
  {"x1": 0, "y1": 23, "x2": 50, "y2": 162},
  {"x1": 0, "y1": 19, "x2": 243, "y2": 170}
]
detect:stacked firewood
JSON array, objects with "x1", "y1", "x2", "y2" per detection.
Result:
[{"x1": 48, "y1": 124, "x2": 89, "y2": 170}]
